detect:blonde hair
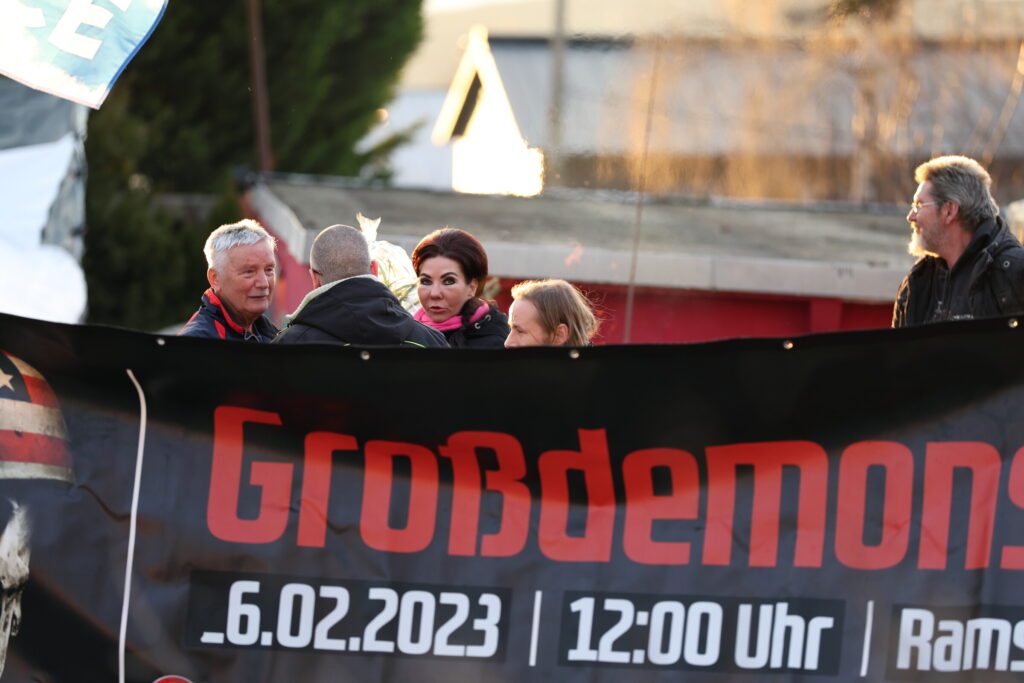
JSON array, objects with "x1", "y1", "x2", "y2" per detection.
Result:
[{"x1": 511, "y1": 279, "x2": 598, "y2": 346}]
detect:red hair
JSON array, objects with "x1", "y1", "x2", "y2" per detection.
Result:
[{"x1": 412, "y1": 228, "x2": 489, "y2": 298}]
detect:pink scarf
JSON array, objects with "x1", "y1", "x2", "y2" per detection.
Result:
[{"x1": 415, "y1": 302, "x2": 489, "y2": 332}]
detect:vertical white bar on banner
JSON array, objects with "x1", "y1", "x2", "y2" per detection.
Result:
[
  {"x1": 860, "y1": 600, "x2": 875, "y2": 677},
  {"x1": 120, "y1": 369, "x2": 148, "y2": 683},
  {"x1": 529, "y1": 591, "x2": 542, "y2": 667}
]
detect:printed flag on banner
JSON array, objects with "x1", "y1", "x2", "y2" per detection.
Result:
[
  {"x1": 0, "y1": 351, "x2": 73, "y2": 482},
  {"x1": 0, "y1": 0, "x2": 168, "y2": 108}
]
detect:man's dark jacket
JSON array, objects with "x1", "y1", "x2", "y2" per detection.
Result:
[
  {"x1": 892, "y1": 216, "x2": 1024, "y2": 327},
  {"x1": 273, "y1": 276, "x2": 448, "y2": 347},
  {"x1": 178, "y1": 288, "x2": 278, "y2": 341}
]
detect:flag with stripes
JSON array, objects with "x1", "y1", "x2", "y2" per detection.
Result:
[{"x1": 0, "y1": 351, "x2": 72, "y2": 482}]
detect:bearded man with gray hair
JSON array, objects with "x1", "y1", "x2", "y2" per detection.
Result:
[
  {"x1": 892, "y1": 155, "x2": 1024, "y2": 327},
  {"x1": 179, "y1": 219, "x2": 279, "y2": 341},
  {"x1": 273, "y1": 224, "x2": 446, "y2": 347}
]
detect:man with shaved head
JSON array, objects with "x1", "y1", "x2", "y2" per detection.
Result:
[{"x1": 273, "y1": 225, "x2": 447, "y2": 347}]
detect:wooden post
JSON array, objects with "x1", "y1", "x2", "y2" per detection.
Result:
[
  {"x1": 246, "y1": 0, "x2": 274, "y2": 172},
  {"x1": 546, "y1": 0, "x2": 567, "y2": 187}
]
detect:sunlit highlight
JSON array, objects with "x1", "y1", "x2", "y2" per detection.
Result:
[
  {"x1": 434, "y1": 25, "x2": 544, "y2": 197},
  {"x1": 451, "y1": 121, "x2": 544, "y2": 197}
]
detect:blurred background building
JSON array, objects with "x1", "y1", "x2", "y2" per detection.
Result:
[
  {"x1": 371, "y1": 0, "x2": 1024, "y2": 204},
  {"x1": 247, "y1": 173, "x2": 907, "y2": 343},
  {"x1": 295, "y1": 0, "x2": 1024, "y2": 342}
]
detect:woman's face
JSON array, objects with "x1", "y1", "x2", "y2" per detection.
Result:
[
  {"x1": 504, "y1": 298, "x2": 554, "y2": 347},
  {"x1": 417, "y1": 256, "x2": 478, "y2": 323}
]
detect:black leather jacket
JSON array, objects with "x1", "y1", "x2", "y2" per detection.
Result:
[
  {"x1": 892, "y1": 216, "x2": 1024, "y2": 327},
  {"x1": 443, "y1": 303, "x2": 508, "y2": 348},
  {"x1": 273, "y1": 276, "x2": 448, "y2": 348}
]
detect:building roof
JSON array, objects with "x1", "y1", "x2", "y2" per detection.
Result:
[
  {"x1": 435, "y1": 33, "x2": 1024, "y2": 158},
  {"x1": 405, "y1": 0, "x2": 1024, "y2": 89},
  {"x1": 248, "y1": 173, "x2": 913, "y2": 302}
]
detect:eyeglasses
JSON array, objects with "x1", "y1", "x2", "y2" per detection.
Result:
[{"x1": 909, "y1": 200, "x2": 941, "y2": 213}]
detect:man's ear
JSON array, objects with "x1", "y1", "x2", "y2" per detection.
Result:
[
  {"x1": 945, "y1": 201, "x2": 961, "y2": 224},
  {"x1": 207, "y1": 267, "x2": 218, "y2": 290},
  {"x1": 370, "y1": 260, "x2": 379, "y2": 277},
  {"x1": 552, "y1": 323, "x2": 570, "y2": 346},
  {"x1": 309, "y1": 267, "x2": 321, "y2": 289}
]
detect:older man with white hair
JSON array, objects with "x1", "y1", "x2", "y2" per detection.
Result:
[{"x1": 179, "y1": 219, "x2": 279, "y2": 341}]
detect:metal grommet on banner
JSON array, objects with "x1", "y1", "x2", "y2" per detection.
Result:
[
  {"x1": 569, "y1": 349, "x2": 580, "y2": 359},
  {"x1": 1010, "y1": 318, "x2": 1019, "y2": 329},
  {"x1": 156, "y1": 338, "x2": 166, "y2": 346},
  {"x1": 360, "y1": 350, "x2": 371, "y2": 360},
  {"x1": 783, "y1": 340, "x2": 794, "y2": 350}
]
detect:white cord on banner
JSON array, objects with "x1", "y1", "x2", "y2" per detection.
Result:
[
  {"x1": 860, "y1": 600, "x2": 875, "y2": 677},
  {"x1": 529, "y1": 590, "x2": 543, "y2": 666},
  {"x1": 120, "y1": 369, "x2": 149, "y2": 683}
]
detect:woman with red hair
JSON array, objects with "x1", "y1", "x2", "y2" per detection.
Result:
[{"x1": 412, "y1": 228, "x2": 508, "y2": 348}]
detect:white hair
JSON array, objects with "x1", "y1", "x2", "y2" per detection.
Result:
[{"x1": 204, "y1": 219, "x2": 277, "y2": 271}]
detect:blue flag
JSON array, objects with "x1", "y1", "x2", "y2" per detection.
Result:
[{"x1": 0, "y1": 0, "x2": 167, "y2": 109}]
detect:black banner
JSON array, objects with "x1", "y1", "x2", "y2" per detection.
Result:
[{"x1": 1, "y1": 311, "x2": 1024, "y2": 681}]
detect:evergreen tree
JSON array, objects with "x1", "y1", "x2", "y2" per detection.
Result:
[
  {"x1": 84, "y1": 0, "x2": 423, "y2": 329},
  {"x1": 119, "y1": 0, "x2": 423, "y2": 189}
]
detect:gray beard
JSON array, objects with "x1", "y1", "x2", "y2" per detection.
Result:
[{"x1": 907, "y1": 230, "x2": 937, "y2": 259}]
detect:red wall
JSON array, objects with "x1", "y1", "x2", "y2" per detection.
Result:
[
  {"x1": 495, "y1": 280, "x2": 892, "y2": 344},
  {"x1": 259, "y1": 216, "x2": 892, "y2": 344},
  {"x1": 267, "y1": 232, "x2": 308, "y2": 324}
]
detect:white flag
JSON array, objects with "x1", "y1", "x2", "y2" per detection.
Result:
[{"x1": 0, "y1": 0, "x2": 167, "y2": 109}]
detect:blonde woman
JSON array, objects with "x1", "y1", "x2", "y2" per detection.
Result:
[{"x1": 505, "y1": 279, "x2": 599, "y2": 347}]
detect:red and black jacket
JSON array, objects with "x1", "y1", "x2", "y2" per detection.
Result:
[{"x1": 178, "y1": 289, "x2": 278, "y2": 342}]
